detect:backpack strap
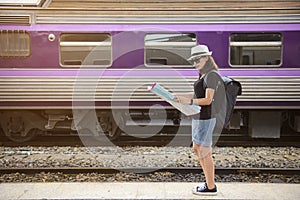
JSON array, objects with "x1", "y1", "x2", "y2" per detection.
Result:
[
  {"x1": 203, "y1": 69, "x2": 221, "y2": 90},
  {"x1": 202, "y1": 70, "x2": 222, "y2": 105}
]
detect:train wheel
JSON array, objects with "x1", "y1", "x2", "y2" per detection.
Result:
[
  {"x1": 4, "y1": 128, "x2": 37, "y2": 143},
  {"x1": 0, "y1": 111, "x2": 46, "y2": 143},
  {"x1": 105, "y1": 110, "x2": 125, "y2": 141},
  {"x1": 106, "y1": 126, "x2": 122, "y2": 141}
]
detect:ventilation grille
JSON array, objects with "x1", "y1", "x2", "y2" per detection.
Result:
[
  {"x1": 0, "y1": 30, "x2": 31, "y2": 58},
  {"x1": 0, "y1": 15, "x2": 31, "y2": 25}
]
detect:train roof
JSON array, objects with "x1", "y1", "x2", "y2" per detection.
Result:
[{"x1": 1, "y1": 0, "x2": 300, "y2": 24}]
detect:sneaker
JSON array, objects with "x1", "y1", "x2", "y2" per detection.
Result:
[{"x1": 192, "y1": 183, "x2": 217, "y2": 196}]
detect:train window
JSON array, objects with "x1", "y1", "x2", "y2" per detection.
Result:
[
  {"x1": 0, "y1": 0, "x2": 46, "y2": 7},
  {"x1": 145, "y1": 33, "x2": 196, "y2": 66},
  {"x1": 59, "y1": 33, "x2": 112, "y2": 67},
  {"x1": 0, "y1": 30, "x2": 30, "y2": 58},
  {"x1": 230, "y1": 33, "x2": 282, "y2": 67}
]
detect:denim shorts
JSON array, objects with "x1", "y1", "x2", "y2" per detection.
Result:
[{"x1": 192, "y1": 118, "x2": 216, "y2": 147}]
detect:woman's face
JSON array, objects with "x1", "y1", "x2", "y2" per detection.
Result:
[{"x1": 192, "y1": 56, "x2": 208, "y2": 71}]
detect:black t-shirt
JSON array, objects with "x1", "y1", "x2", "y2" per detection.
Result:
[{"x1": 193, "y1": 70, "x2": 225, "y2": 120}]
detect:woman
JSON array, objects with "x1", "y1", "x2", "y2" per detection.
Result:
[{"x1": 174, "y1": 44, "x2": 224, "y2": 196}]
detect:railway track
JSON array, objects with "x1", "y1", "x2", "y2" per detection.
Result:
[
  {"x1": 1, "y1": 134, "x2": 299, "y2": 147},
  {"x1": 0, "y1": 167, "x2": 299, "y2": 176},
  {"x1": 1, "y1": 145, "x2": 298, "y2": 183}
]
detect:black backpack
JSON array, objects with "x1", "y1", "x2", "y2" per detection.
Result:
[{"x1": 204, "y1": 70, "x2": 242, "y2": 128}]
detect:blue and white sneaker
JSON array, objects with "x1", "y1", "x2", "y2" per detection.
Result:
[{"x1": 192, "y1": 183, "x2": 217, "y2": 196}]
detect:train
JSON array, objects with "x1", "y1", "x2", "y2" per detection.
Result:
[{"x1": 0, "y1": 0, "x2": 300, "y2": 143}]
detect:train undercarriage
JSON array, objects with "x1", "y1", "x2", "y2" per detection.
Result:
[{"x1": 0, "y1": 109, "x2": 299, "y2": 143}]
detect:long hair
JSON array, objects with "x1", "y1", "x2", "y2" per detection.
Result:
[{"x1": 199, "y1": 56, "x2": 219, "y2": 78}]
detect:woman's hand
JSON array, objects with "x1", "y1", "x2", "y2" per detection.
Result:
[{"x1": 173, "y1": 95, "x2": 191, "y2": 104}]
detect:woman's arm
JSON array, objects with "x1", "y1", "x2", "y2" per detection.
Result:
[
  {"x1": 192, "y1": 88, "x2": 215, "y2": 106},
  {"x1": 174, "y1": 89, "x2": 215, "y2": 105}
]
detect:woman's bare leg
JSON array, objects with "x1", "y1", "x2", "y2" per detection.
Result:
[{"x1": 193, "y1": 142, "x2": 215, "y2": 189}]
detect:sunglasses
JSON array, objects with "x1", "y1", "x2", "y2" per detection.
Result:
[{"x1": 190, "y1": 57, "x2": 202, "y2": 65}]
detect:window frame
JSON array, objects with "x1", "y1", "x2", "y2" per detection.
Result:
[
  {"x1": 59, "y1": 32, "x2": 112, "y2": 68},
  {"x1": 144, "y1": 33, "x2": 197, "y2": 68},
  {"x1": 228, "y1": 33, "x2": 283, "y2": 68}
]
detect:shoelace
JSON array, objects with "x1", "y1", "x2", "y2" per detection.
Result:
[{"x1": 196, "y1": 184, "x2": 207, "y2": 192}]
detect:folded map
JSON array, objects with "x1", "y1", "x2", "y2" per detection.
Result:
[{"x1": 148, "y1": 83, "x2": 201, "y2": 116}]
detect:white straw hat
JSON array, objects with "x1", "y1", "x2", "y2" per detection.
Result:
[{"x1": 188, "y1": 45, "x2": 212, "y2": 61}]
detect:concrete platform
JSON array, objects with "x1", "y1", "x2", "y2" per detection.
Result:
[{"x1": 1, "y1": 182, "x2": 299, "y2": 200}]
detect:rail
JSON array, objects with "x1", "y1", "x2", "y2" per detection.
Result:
[
  {"x1": 1, "y1": 134, "x2": 300, "y2": 147},
  {"x1": 0, "y1": 166, "x2": 299, "y2": 175}
]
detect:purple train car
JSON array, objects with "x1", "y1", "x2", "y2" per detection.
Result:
[{"x1": 0, "y1": 0, "x2": 300, "y2": 142}]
